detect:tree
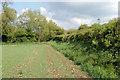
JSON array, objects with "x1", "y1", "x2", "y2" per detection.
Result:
[
  {"x1": 1, "y1": 0, "x2": 13, "y2": 8},
  {"x1": 1, "y1": 1, "x2": 64, "y2": 42},
  {"x1": 47, "y1": 20, "x2": 64, "y2": 39},
  {"x1": 2, "y1": 7, "x2": 17, "y2": 29},
  {"x1": 54, "y1": 27, "x2": 64, "y2": 35},
  {"x1": 47, "y1": 20, "x2": 56, "y2": 39},
  {"x1": 97, "y1": 18, "x2": 100, "y2": 24},
  {"x1": 78, "y1": 24, "x2": 89, "y2": 30},
  {"x1": 17, "y1": 10, "x2": 48, "y2": 42},
  {"x1": 91, "y1": 23, "x2": 101, "y2": 29},
  {"x1": 67, "y1": 29, "x2": 78, "y2": 34},
  {"x1": 1, "y1": 1, "x2": 17, "y2": 42},
  {"x1": 32, "y1": 10, "x2": 48, "y2": 42}
]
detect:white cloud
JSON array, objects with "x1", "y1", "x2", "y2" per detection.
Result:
[
  {"x1": 16, "y1": 8, "x2": 28, "y2": 18},
  {"x1": 53, "y1": 19, "x2": 70, "y2": 30},
  {"x1": 53, "y1": 18, "x2": 83, "y2": 30},
  {"x1": 56, "y1": 15, "x2": 118, "y2": 30},
  {"x1": 40, "y1": 7, "x2": 55, "y2": 22},
  {"x1": 100, "y1": 15, "x2": 118, "y2": 24},
  {"x1": 39, "y1": 7, "x2": 70, "y2": 29},
  {"x1": 40, "y1": 7, "x2": 46, "y2": 12},
  {"x1": 49, "y1": 15, "x2": 118, "y2": 30},
  {"x1": 17, "y1": 14, "x2": 19, "y2": 17},
  {"x1": 21, "y1": 8, "x2": 28, "y2": 15},
  {"x1": 71, "y1": 17, "x2": 92, "y2": 25},
  {"x1": 16, "y1": 1, "x2": 118, "y2": 30},
  {"x1": 40, "y1": 7, "x2": 47, "y2": 15},
  {"x1": 46, "y1": 17, "x2": 52, "y2": 21}
]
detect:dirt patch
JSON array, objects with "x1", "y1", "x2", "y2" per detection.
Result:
[
  {"x1": 46, "y1": 55, "x2": 63, "y2": 78},
  {"x1": 55, "y1": 51, "x2": 90, "y2": 78},
  {"x1": 45, "y1": 45, "x2": 90, "y2": 78}
]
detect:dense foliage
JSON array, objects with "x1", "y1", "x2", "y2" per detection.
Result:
[
  {"x1": 0, "y1": 2, "x2": 64, "y2": 43},
  {"x1": 52, "y1": 19, "x2": 120, "y2": 78}
]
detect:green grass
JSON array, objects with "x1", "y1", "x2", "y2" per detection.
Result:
[
  {"x1": 2, "y1": 43, "x2": 89, "y2": 78},
  {"x1": 0, "y1": 45, "x2": 2, "y2": 79}
]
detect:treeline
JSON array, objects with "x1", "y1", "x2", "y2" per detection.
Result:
[
  {"x1": 0, "y1": 2, "x2": 64, "y2": 43},
  {"x1": 52, "y1": 19, "x2": 120, "y2": 78}
]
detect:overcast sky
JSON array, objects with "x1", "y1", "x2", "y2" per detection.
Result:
[{"x1": 7, "y1": 0, "x2": 119, "y2": 30}]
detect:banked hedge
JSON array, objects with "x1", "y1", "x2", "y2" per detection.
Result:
[{"x1": 52, "y1": 19, "x2": 120, "y2": 78}]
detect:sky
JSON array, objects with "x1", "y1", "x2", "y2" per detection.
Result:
[{"x1": 5, "y1": 0, "x2": 119, "y2": 30}]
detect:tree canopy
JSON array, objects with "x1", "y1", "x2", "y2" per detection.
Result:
[{"x1": 1, "y1": 2, "x2": 64, "y2": 42}]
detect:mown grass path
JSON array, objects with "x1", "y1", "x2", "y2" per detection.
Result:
[{"x1": 2, "y1": 44, "x2": 89, "y2": 78}]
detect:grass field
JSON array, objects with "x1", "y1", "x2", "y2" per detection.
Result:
[
  {"x1": 2, "y1": 43, "x2": 89, "y2": 78},
  {"x1": 0, "y1": 45, "x2": 2, "y2": 79}
]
